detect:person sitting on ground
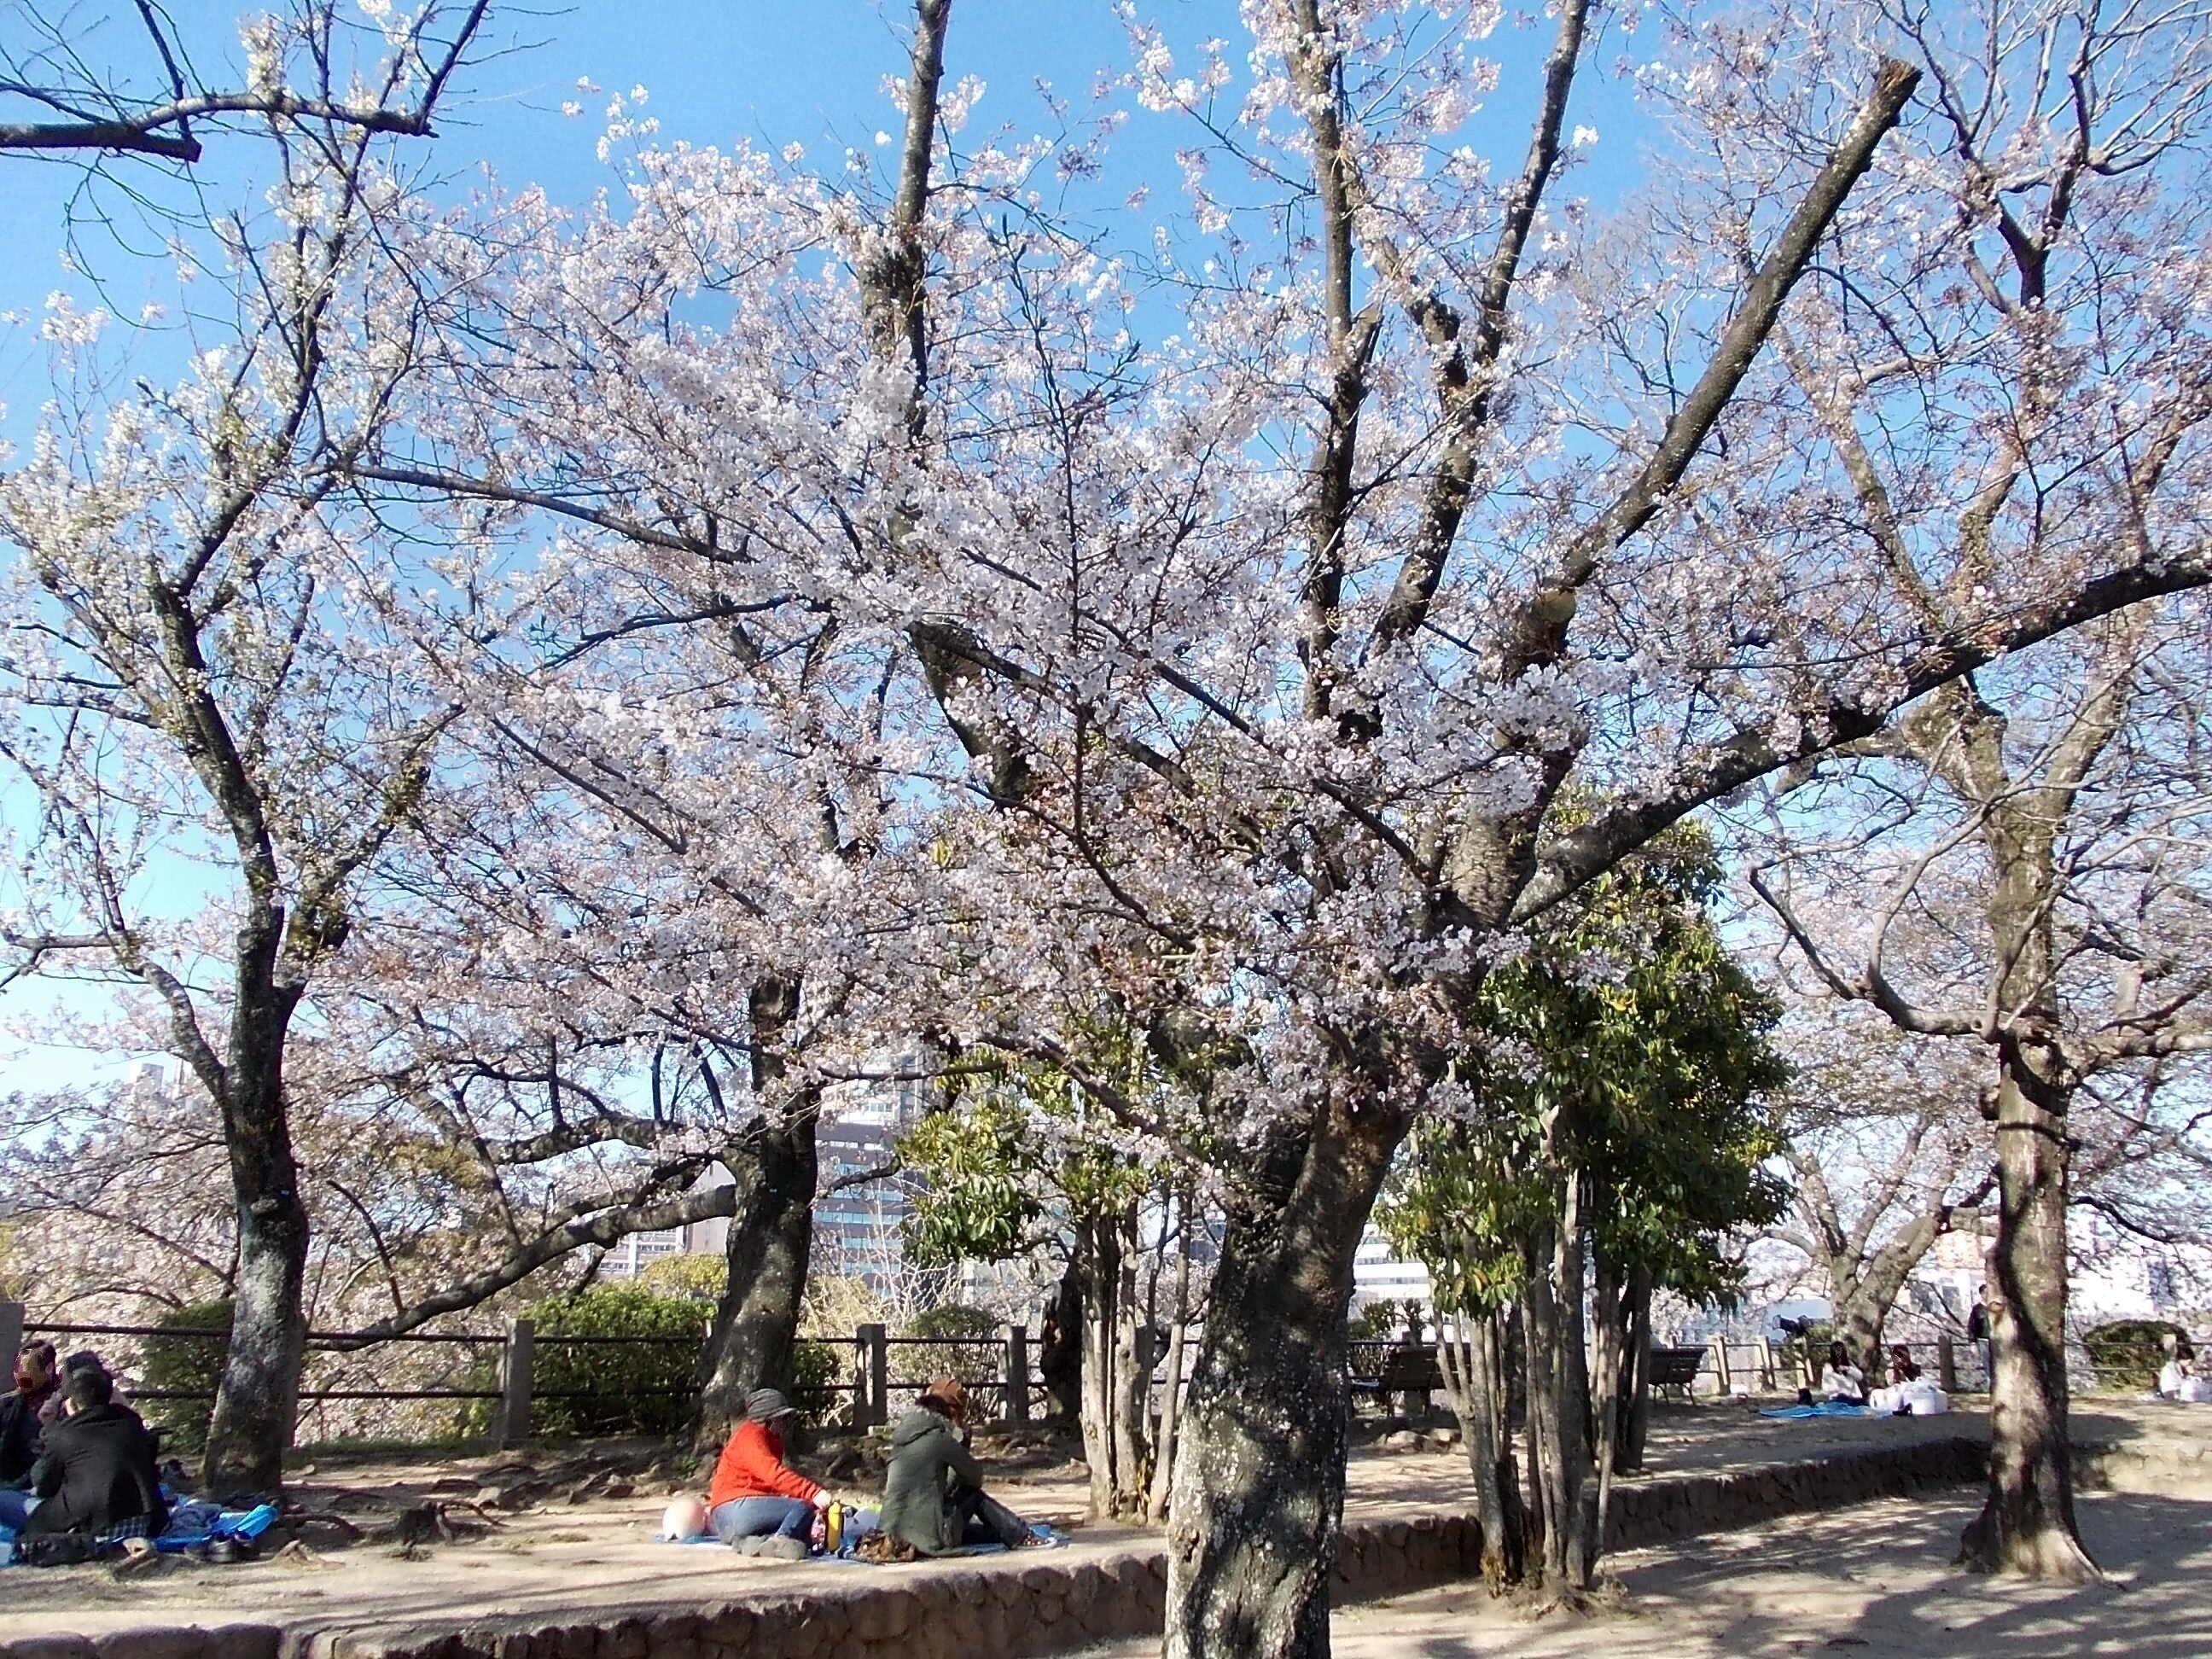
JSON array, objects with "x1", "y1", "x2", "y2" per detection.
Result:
[
  {"x1": 2156, "y1": 1336, "x2": 2197, "y2": 1400},
  {"x1": 0, "y1": 1340, "x2": 59, "y2": 1487},
  {"x1": 879, "y1": 1377, "x2": 1031, "y2": 1557},
  {"x1": 1821, "y1": 1342, "x2": 1866, "y2": 1405},
  {"x1": 705, "y1": 1388, "x2": 836, "y2": 1559},
  {"x1": 0, "y1": 1364, "x2": 167, "y2": 1545},
  {"x1": 1868, "y1": 1346, "x2": 1948, "y2": 1417}
]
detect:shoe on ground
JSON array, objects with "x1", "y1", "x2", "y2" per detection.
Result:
[{"x1": 742, "y1": 1535, "x2": 809, "y2": 1561}]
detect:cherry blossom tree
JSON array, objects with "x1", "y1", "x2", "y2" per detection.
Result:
[
  {"x1": 1664, "y1": 0, "x2": 2212, "y2": 1582},
  {"x1": 335, "y1": 0, "x2": 2212, "y2": 1647},
  {"x1": 0, "y1": 1, "x2": 490, "y2": 167},
  {"x1": 0, "y1": 100, "x2": 478, "y2": 1493},
  {"x1": 1764, "y1": 1008, "x2": 1995, "y2": 1375}
]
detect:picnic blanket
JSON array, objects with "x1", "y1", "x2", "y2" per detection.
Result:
[
  {"x1": 1759, "y1": 1402, "x2": 1874, "y2": 1420},
  {"x1": 153, "y1": 1500, "x2": 281, "y2": 1553},
  {"x1": 0, "y1": 1500, "x2": 277, "y2": 1565},
  {"x1": 658, "y1": 1521, "x2": 1071, "y2": 1560}
]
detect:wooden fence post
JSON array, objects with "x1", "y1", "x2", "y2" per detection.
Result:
[
  {"x1": 1936, "y1": 1335, "x2": 1959, "y2": 1393},
  {"x1": 494, "y1": 1317, "x2": 533, "y2": 1447},
  {"x1": 858, "y1": 1324, "x2": 888, "y2": 1428},
  {"x1": 1756, "y1": 1337, "x2": 1777, "y2": 1393},
  {"x1": 0, "y1": 1302, "x2": 22, "y2": 1371},
  {"x1": 1004, "y1": 1325, "x2": 1029, "y2": 1426},
  {"x1": 1708, "y1": 1337, "x2": 1732, "y2": 1396}
]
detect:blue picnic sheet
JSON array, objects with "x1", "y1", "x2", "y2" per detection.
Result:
[
  {"x1": 660, "y1": 1521, "x2": 1072, "y2": 1559},
  {"x1": 0, "y1": 1499, "x2": 277, "y2": 1564},
  {"x1": 1760, "y1": 1402, "x2": 1874, "y2": 1420},
  {"x1": 153, "y1": 1500, "x2": 281, "y2": 1553}
]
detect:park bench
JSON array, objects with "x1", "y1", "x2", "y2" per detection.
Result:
[
  {"x1": 1348, "y1": 1344, "x2": 1446, "y2": 1415},
  {"x1": 1649, "y1": 1345, "x2": 1707, "y2": 1400}
]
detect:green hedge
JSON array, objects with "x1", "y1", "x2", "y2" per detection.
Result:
[
  {"x1": 138, "y1": 1300, "x2": 231, "y2": 1455},
  {"x1": 525, "y1": 1288, "x2": 707, "y2": 1439},
  {"x1": 456, "y1": 1288, "x2": 847, "y2": 1440},
  {"x1": 2083, "y1": 1318, "x2": 2190, "y2": 1392}
]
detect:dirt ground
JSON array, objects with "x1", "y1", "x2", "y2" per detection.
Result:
[
  {"x1": 1078, "y1": 1487, "x2": 2212, "y2": 1658},
  {"x1": 0, "y1": 1397, "x2": 2197, "y2": 1648}
]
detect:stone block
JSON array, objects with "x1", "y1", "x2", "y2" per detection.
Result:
[{"x1": 90, "y1": 1633, "x2": 208, "y2": 1659}]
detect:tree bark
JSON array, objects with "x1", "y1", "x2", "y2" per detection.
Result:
[
  {"x1": 1437, "y1": 1303, "x2": 1525, "y2": 1589},
  {"x1": 1952, "y1": 722, "x2": 2102, "y2": 1581},
  {"x1": 1041, "y1": 1260, "x2": 1082, "y2": 1422},
  {"x1": 1163, "y1": 1103, "x2": 1396, "y2": 1659},
  {"x1": 200, "y1": 898, "x2": 311, "y2": 1501},
  {"x1": 1586, "y1": 1238, "x2": 1623, "y2": 1552},
  {"x1": 694, "y1": 1109, "x2": 819, "y2": 1447},
  {"x1": 1148, "y1": 1202, "x2": 1196, "y2": 1523},
  {"x1": 1615, "y1": 1265, "x2": 1653, "y2": 1474},
  {"x1": 1074, "y1": 1202, "x2": 1150, "y2": 1516},
  {"x1": 1960, "y1": 1057, "x2": 2098, "y2": 1579},
  {"x1": 694, "y1": 977, "x2": 818, "y2": 1449},
  {"x1": 201, "y1": 1020, "x2": 310, "y2": 1499}
]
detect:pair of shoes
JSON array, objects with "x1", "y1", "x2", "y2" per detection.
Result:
[{"x1": 735, "y1": 1534, "x2": 810, "y2": 1561}]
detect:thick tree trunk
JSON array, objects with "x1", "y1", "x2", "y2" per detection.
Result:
[
  {"x1": 201, "y1": 1056, "x2": 310, "y2": 1499},
  {"x1": 1956, "y1": 763, "x2": 2099, "y2": 1581},
  {"x1": 1437, "y1": 1304, "x2": 1525, "y2": 1589},
  {"x1": 1959, "y1": 1057, "x2": 2098, "y2": 1580},
  {"x1": 1828, "y1": 1272, "x2": 1897, "y2": 1381},
  {"x1": 1163, "y1": 1104, "x2": 1397, "y2": 1659},
  {"x1": 202, "y1": 975, "x2": 310, "y2": 1500},
  {"x1": 695, "y1": 978, "x2": 819, "y2": 1449},
  {"x1": 694, "y1": 1109, "x2": 819, "y2": 1447},
  {"x1": 1615, "y1": 1265, "x2": 1653, "y2": 1474}
]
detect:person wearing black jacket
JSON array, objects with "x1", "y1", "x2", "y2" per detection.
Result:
[
  {"x1": 16, "y1": 1365, "x2": 167, "y2": 1542},
  {"x1": 0, "y1": 1339, "x2": 60, "y2": 1485}
]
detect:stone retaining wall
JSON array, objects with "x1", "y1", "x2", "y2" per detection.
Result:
[{"x1": 0, "y1": 1436, "x2": 1986, "y2": 1659}]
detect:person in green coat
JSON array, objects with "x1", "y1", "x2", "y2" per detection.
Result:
[{"x1": 878, "y1": 1377, "x2": 1031, "y2": 1555}]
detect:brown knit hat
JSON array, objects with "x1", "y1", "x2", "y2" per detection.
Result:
[{"x1": 917, "y1": 1377, "x2": 969, "y2": 1422}]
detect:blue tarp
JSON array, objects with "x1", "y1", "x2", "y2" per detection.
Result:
[{"x1": 1759, "y1": 1402, "x2": 1874, "y2": 1420}]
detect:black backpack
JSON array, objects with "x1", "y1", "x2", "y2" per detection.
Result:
[{"x1": 13, "y1": 1531, "x2": 106, "y2": 1568}]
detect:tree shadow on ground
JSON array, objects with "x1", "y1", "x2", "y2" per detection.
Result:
[{"x1": 1320, "y1": 1490, "x2": 2212, "y2": 1659}]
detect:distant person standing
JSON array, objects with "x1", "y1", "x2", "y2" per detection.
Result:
[{"x1": 1966, "y1": 1284, "x2": 1994, "y2": 1389}]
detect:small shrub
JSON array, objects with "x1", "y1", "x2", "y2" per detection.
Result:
[
  {"x1": 138, "y1": 1301, "x2": 231, "y2": 1456},
  {"x1": 2083, "y1": 1319, "x2": 2190, "y2": 1392},
  {"x1": 527, "y1": 1288, "x2": 707, "y2": 1440},
  {"x1": 637, "y1": 1254, "x2": 726, "y2": 1301},
  {"x1": 790, "y1": 1337, "x2": 843, "y2": 1429},
  {"x1": 905, "y1": 1304, "x2": 999, "y2": 1342}
]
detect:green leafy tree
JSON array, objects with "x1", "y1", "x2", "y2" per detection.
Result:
[
  {"x1": 900, "y1": 1044, "x2": 1194, "y2": 1519},
  {"x1": 1382, "y1": 829, "x2": 1788, "y2": 1594}
]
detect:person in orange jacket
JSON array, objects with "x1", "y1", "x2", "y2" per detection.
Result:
[{"x1": 705, "y1": 1388, "x2": 828, "y2": 1558}]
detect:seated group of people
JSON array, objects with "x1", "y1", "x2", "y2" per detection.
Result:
[
  {"x1": 673, "y1": 1375, "x2": 1031, "y2": 1560},
  {"x1": 2156, "y1": 1340, "x2": 2212, "y2": 1402},
  {"x1": 0, "y1": 1340, "x2": 168, "y2": 1551},
  {"x1": 1806, "y1": 1342, "x2": 1949, "y2": 1416}
]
